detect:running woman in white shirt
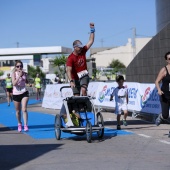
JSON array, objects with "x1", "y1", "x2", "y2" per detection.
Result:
[{"x1": 110, "y1": 75, "x2": 128, "y2": 130}]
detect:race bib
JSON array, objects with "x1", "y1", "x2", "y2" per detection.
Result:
[
  {"x1": 77, "y1": 70, "x2": 88, "y2": 79},
  {"x1": 7, "y1": 82, "x2": 12, "y2": 86},
  {"x1": 118, "y1": 89, "x2": 126, "y2": 97},
  {"x1": 35, "y1": 83, "x2": 41, "y2": 88}
]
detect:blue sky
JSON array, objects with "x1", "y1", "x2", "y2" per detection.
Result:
[{"x1": 0, "y1": 0, "x2": 156, "y2": 50}]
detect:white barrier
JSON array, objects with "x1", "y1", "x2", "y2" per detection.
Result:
[{"x1": 42, "y1": 82, "x2": 161, "y2": 115}]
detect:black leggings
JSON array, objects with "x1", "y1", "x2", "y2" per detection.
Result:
[{"x1": 160, "y1": 95, "x2": 170, "y2": 119}]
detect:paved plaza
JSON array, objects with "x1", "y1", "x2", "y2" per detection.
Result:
[{"x1": 0, "y1": 98, "x2": 170, "y2": 170}]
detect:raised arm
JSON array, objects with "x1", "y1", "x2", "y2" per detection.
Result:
[{"x1": 86, "y1": 23, "x2": 95, "y2": 50}]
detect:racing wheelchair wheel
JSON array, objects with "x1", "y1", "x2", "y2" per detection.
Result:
[
  {"x1": 55, "y1": 114, "x2": 61, "y2": 140},
  {"x1": 97, "y1": 112, "x2": 104, "y2": 138},
  {"x1": 86, "y1": 121, "x2": 92, "y2": 143}
]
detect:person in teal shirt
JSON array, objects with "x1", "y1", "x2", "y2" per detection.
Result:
[
  {"x1": 34, "y1": 73, "x2": 42, "y2": 100},
  {"x1": 5, "y1": 73, "x2": 13, "y2": 106}
]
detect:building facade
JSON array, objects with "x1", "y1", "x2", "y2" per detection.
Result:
[
  {"x1": 156, "y1": 0, "x2": 170, "y2": 32},
  {"x1": 126, "y1": 0, "x2": 170, "y2": 83},
  {"x1": 90, "y1": 38, "x2": 151, "y2": 68}
]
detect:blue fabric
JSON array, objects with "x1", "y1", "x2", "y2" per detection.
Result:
[
  {"x1": 0, "y1": 99, "x2": 134, "y2": 140},
  {"x1": 79, "y1": 112, "x2": 95, "y2": 126},
  {"x1": 91, "y1": 28, "x2": 95, "y2": 33}
]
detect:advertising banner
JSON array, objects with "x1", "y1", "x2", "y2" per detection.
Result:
[
  {"x1": 42, "y1": 84, "x2": 73, "y2": 109},
  {"x1": 42, "y1": 82, "x2": 161, "y2": 115},
  {"x1": 136, "y1": 83, "x2": 161, "y2": 114},
  {"x1": 125, "y1": 82, "x2": 140, "y2": 112},
  {"x1": 94, "y1": 82, "x2": 116, "y2": 107}
]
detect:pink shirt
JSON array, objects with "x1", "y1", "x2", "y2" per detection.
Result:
[{"x1": 13, "y1": 71, "x2": 27, "y2": 95}]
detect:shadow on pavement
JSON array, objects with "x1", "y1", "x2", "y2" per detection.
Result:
[
  {"x1": 59, "y1": 128, "x2": 133, "y2": 143},
  {"x1": 0, "y1": 126, "x2": 11, "y2": 132},
  {"x1": 0, "y1": 143, "x2": 63, "y2": 170}
]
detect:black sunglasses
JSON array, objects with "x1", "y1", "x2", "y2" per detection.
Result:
[{"x1": 16, "y1": 65, "x2": 23, "y2": 68}]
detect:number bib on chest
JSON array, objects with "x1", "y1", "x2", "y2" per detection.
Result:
[
  {"x1": 7, "y1": 82, "x2": 12, "y2": 87},
  {"x1": 118, "y1": 89, "x2": 126, "y2": 97},
  {"x1": 77, "y1": 70, "x2": 88, "y2": 79},
  {"x1": 35, "y1": 83, "x2": 41, "y2": 88}
]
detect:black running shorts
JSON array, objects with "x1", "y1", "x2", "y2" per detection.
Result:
[{"x1": 13, "y1": 91, "x2": 29, "y2": 102}]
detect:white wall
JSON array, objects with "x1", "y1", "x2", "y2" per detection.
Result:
[{"x1": 91, "y1": 38, "x2": 151, "y2": 68}]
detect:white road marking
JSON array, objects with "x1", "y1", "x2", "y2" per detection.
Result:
[
  {"x1": 105, "y1": 127, "x2": 170, "y2": 145},
  {"x1": 138, "y1": 134, "x2": 151, "y2": 138},
  {"x1": 159, "y1": 140, "x2": 170, "y2": 145}
]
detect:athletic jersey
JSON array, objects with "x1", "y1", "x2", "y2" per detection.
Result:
[
  {"x1": 13, "y1": 72, "x2": 27, "y2": 95},
  {"x1": 6, "y1": 77, "x2": 12, "y2": 88},
  {"x1": 66, "y1": 46, "x2": 88, "y2": 80},
  {"x1": 111, "y1": 86, "x2": 128, "y2": 105},
  {"x1": 161, "y1": 66, "x2": 170, "y2": 99},
  {"x1": 35, "y1": 77, "x2": 41, "y2": 88}
]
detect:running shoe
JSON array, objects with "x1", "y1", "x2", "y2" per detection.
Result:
[
  {"x1": 18, "y1": 123, "x2": 22, "y2": 132},
  {"x1": 155, "y1": 114, "x2": 163, "y2": 126},
  {"x1": 117, "y1": 125, "x2": 121, "y2": 130},
  {"x1": 24, "y1": 125, "x2": 29, "y2": 132},
  {"x1": 123, "y1": 119, "x2": 128, "y2": 126}
]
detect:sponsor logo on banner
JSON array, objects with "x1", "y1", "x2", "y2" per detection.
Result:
[
  {"x1": 44, "y1": 90, "x2": 60, "y2": 98},
  {"x1": 98, "y1": 85, "x2": 115, "y2": 103},
  {"x1": 140, "y1": 87, "x2": 159, "y2": 109},
  {"x1": 128, "y1": 87, "x2": 138, "y2": 105},
  {"x1": 98, "y1": 85, "x2": 107, "y2": 103},
  {"x1": 140, "y1": 87, "x2": 151, "y2": 107}
]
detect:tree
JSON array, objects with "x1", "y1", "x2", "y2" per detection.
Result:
[
  {"x1": 108, "y1": 59, "x2": 126, "y2": 74},
  {"x1": 0, "y1": 70, "x2": 4, "y2": 77},
  {"x1": 28, "y1": 65, "x2": 45, "y2": 79},
  {"x1": 52, "y1": 55, "x2": 67, "y2": 80}
]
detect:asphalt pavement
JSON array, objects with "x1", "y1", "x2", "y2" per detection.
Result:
[{"x1": 0, "y1": 96, "x2": 170, "y2": 170}]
